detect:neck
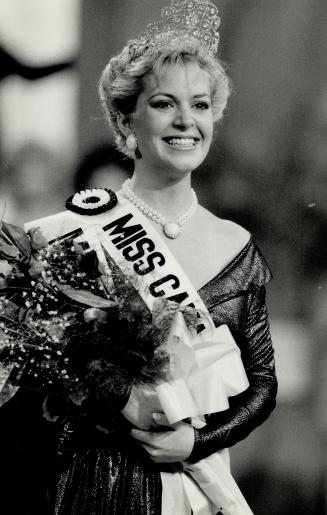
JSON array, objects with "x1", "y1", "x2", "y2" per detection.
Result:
[{"x1": 128, "y1": 165, "x2": 193, "y2": 220}]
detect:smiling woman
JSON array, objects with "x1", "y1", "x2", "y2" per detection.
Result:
[
  {"x1": 99, "y1": 40, "x2": 230, "y2": 161},
  {"x1": 125, "y1": 63, "x2": 214, "y2": 177},
  {"x1": 10, "y1": 1, "x2": 277, "y2": 514}
]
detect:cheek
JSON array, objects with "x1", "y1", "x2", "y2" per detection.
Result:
[
  {"x1": 135, "y1": 108, "x2": 166, "y2": 135},
  {"x1": 204, "y1": 122, "x2": 214, "y2": 144},
  {"x1": 135, "y1": 123, "x2": 159, "y2": 144},
  {"x1": 198, "y1": 112, "x2": 214, "y2": 137}
]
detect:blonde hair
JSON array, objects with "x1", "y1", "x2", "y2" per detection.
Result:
[{"x1": 99, "y1": 38, "x2": 231, "y2": 158}]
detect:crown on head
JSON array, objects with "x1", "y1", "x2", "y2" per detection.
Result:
[{"x1": 128, "y1": 0, "x2": 220, "y2": 61}]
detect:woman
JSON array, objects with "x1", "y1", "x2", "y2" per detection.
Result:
[{"x1": 38, "y1": 2, "x2": 277, "y2": 514}]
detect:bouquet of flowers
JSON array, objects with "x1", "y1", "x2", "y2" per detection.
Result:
[
  {"x1": 0, "y1": 219, "x2": 176, "y2": 408},
  {"x1": 0, "y1": 212, "x2": 253, "y2": 514}
]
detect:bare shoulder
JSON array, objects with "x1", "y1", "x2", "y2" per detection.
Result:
[{"x1": 197, "y1": 206, "x2": 251, "y2": 255}]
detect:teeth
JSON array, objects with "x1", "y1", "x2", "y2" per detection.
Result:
[{"x1": 166, "y1": 138, "x2": 196, "y2": 146}]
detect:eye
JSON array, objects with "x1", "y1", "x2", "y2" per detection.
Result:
[
  {"x1": 150, "y1": 100, "x2": 173, "y2": 109},
  {"x1": 193, "y1": 101, "x2": 210, "y2": 110}
]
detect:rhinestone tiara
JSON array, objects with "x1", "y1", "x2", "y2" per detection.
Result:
[{"x1": 129, "y1": 0, "x2": 220, "y2": 61}]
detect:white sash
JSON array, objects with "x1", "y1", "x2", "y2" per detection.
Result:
[
  {"x1": 26, "y1": 195, "x2": 213, "y2": 334},
  {"x1": 25, "y1": 195, "x2": 253, "y2": 515}
]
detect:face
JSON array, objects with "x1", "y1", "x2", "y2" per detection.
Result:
[{"x1": 130, "y1": 61, "x2": 214, "y2": 178}]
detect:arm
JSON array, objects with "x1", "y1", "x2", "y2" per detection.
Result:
[{"x1": 190, "y1": 285, "x2": 277, "y2": 462}]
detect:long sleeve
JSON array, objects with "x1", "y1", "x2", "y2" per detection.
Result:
[{"x1": 190, "y1": 285, "x2": 277, "y2": 462}]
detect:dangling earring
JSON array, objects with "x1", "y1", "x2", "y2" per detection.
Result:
[
  {"x1": 126, "y1": 133, "x2": 137, "y2": 152},
  {"x1": 135, "y1": 146, "x2": 142, "y2": 159}
]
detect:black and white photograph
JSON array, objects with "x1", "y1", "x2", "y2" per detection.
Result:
[{"x1": 0, "y1": 1, "x2": 326, "y2": 514}]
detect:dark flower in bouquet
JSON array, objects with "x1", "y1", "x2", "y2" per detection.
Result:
[{"x1": 0, "y1": 220, "x2": 173, "y2": 410}]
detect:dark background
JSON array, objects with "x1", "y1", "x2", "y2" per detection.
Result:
[{"x1": 0, "y1": 1, "x2": 327, "y2": 513}]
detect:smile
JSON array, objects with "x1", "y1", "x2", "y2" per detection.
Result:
[{"x1": 163, "y1": 137, "x2": 199, "y2": 149}]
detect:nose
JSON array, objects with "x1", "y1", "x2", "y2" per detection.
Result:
[{"x1": 173, "y1": 105, "x2": 195, "y2": 130}]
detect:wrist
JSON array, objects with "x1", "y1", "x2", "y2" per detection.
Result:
[{"x1": 188, "y1": 427, "x2": 202, "y2": 462}]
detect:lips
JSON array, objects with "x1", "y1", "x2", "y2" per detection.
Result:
[{"x1": 163, "y1": 136, "x2": 200, "y2": 148}]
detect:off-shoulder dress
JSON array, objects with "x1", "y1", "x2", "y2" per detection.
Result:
[{"x1": 51, "y1": 237, "x2": 277, "y2": 515}]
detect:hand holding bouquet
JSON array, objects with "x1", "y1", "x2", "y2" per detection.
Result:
[{"x1": 0, "y1": 215, "x2": 253, "y2": 514}]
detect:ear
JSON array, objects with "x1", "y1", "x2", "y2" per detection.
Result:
[{"x1": 117, "y1": 113, "x2": 134, "y2": 138}]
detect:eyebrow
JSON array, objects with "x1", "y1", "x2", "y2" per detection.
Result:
[{"x1": 148, "y1": 93, "x2": 211, "y2": 101}]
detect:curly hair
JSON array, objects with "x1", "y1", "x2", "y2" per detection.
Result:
[{"x1": 99, "y1": 38, "x2": 231, "y2": 158}]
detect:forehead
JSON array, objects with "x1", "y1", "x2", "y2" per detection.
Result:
[{"x1": 142, "y1": 61, "x2": 212, "y2": 97}]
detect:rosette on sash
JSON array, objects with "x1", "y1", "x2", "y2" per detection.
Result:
[{"x1": 157, "y1": 312, "x2": 253, "y2": 515}]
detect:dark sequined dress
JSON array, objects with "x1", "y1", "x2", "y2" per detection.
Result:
[{"x1": 1, "y1": 238, "x2": 277, "y2": 515}]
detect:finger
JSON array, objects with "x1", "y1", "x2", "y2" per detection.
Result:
[
  {"x1": 140, "y1": 443, "x2": 156, "y2": 456},
  {"x1": 152, "y1": 414, "x2": 188, "y2": 430},
  {"x1": 152, "y1": 412, "x2": 171, "y2": 427},
  {"x1": 130, "y1": 428, "x2": 154, "y2": 444},
  {"x1": 139, "y1": 444, "x2": 163, "y2": 463}
]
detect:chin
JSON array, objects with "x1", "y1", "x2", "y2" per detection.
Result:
[
  {"x1": 170, "y1": 157, "x2": 205, "y2": 174},
  {"x1": 160, "y1": 151, "x2": 207, "y2": 174}
]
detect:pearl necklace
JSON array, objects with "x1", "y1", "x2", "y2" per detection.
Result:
[{"x1": 121, "y1": 179, "x2": 198, "y2": 239}]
